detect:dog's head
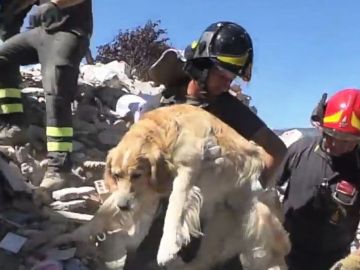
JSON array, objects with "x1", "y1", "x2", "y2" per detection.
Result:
[{"x1": 104, "y1": 137, "x2": 174, "y2": 215}]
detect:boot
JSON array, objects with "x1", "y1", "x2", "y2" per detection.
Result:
[
  {"x1": 40, "y1": 169, "x2": 68, "y2": 191},
  {"x1": 32, "y1": 169, "x2": 69, "y2": 206}
]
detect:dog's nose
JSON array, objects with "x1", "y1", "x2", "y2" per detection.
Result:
[
  {"x1": 119, "y1": 202, "x2": 131, "y2": 211},
  {"x1": 117, "y1": 195, "x2": 134, "y2": 211}
]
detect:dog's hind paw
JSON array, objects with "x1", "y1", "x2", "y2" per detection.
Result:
[{"x1": 156, "y1": 235, "x2": 181, "y2": 266}]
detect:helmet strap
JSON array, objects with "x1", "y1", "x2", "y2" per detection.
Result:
[{"x1": 183, "y1": 61, "x2": 210, "y2": 95}]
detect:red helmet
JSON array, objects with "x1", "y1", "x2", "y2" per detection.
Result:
[{"x1": 322, "y1": 89, "x2": 360, "y2": 140}]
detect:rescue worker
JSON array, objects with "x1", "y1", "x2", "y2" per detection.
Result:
[
  {"x1": 0, "y1": 0, "x2": 34, "y2": 144},
  {"x1": 0, "y1": 0, "x2": 93, "y2": 196},
  {"x1": 277, "y1": 88, "x2": 360, "y2": 270},
  {"x1": 121, "y1": 21, "x2": 287, "y2": 270}
]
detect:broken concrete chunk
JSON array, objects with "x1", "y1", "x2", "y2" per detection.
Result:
[
  {"x1": 50, "y1": 200, "x2": 87, "y2": 211},
  {"x1": 55, "y1": 211, "x2": 93, "y2": 223},
  {"x1": 52, "y1": 187, "x2": 96, "y2": 201},
  {"x1": 94, "y1": 180, "x2": 108, "y2": 195},
  {"x1": 0, "y1": 156, "x2": 32, "y2": 193},
  {"x1": 0, "y1": 232, "x2": 28, "y2": 253}
]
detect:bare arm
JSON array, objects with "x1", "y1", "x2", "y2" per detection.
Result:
[
  {"x1": 251, "y1": 126, "x2": 287, "y2": 188},
  {"x1": 51, "y1": 0, "x2": 86, "y2": 9}
]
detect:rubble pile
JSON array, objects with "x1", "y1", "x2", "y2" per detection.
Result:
[{"x1": 0, "y1": 60, "x2": 164, "y2": 269}]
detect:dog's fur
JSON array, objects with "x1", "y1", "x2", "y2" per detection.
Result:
[{"x1": 51, "y1": 104, "x2": 290, "y2": 269}]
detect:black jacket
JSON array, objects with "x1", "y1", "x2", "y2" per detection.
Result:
[{"x1": 277, "y1": 136, "x2": 360, "y2": 254}]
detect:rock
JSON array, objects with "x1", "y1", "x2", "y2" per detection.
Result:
[
  {"x1": 50, "y1": 200, "x2": 87, "y2": 211},
  {"x1": 0, "y1": 156, "x2": 32, "y2": 193}
]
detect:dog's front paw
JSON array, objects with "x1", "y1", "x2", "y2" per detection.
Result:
[{"x1": 157, "y1": 234, "x2": 181, "y2": 266}]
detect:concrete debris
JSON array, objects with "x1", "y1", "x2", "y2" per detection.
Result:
[
  {"x1": 50, "y1": 200, "x2": 87, "y2": 211},
  {"x1": 83, "y1": 161, "x2": 106, "y2": 169},
  {"x1": 279, "y1": 129, "x2": 304, "y2": 147},
  {"x1": 0, "y1": 232, "x2": 28, "y2": 253},
  {"x1": 0, "y1": 61, "x2": 165, "y2": 269},
  {"x1": 52, "y1": 187, "x2": 96, "y2": 201},
  {"x1": 54, "y1": 211, "x2": 94, "y2": 223}
]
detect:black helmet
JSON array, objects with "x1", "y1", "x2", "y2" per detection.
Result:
[{"x1": 185, "y1": 21, "x2": 253, "y2": 81}]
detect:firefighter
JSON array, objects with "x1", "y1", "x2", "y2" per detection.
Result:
[
  {"x1": 277, "y1": 88, "x2": 360, "y2": 270},
  {"x1": 181, "y1": 21, "x2": 286, "y2": 187},
  {"x1": 123, "y1": 21, "x2": 287, "y2": 270},
  {"x1": 0, "y1": 0, "x2": 93, "y2": 198}
]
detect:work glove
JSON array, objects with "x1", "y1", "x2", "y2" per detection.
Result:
[
  {"x1": 330, "y1": 253, "x2": 360, "y2": 270},
  {"x1": 35, "y1": 2, "x2": 62, "y2": 28},
  {"x1": 201, "y1": 137, "x2": 224, "y2": 172}
]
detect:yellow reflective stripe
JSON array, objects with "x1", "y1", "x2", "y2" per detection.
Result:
[
  {"x1": 0, "y1": 88, "x2": 21, "y2": 98},
  {"x1": 351, "y1": 112, "x2": 360, "y2": 130},
  {"x1": 217, "y1": 53, "x2": 249, "y2": 66},
  {"x1": 47, "y1": 142, "x2": 73, "y2": 152},
  {"x1": 323, "y1": 111, "x2": 342, "y2": 124},
  {"x1": 0, "y1": 104, "x2": 23, "y2": 113},
  {"x1": 46, "y1": 127, "x2": 73, "y2": 137},
  {"x1": 191, "y1": 40, "x2": 198, "y2": 49}
]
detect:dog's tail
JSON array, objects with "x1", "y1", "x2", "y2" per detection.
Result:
[{"x1": 243, "y1": 200, "x2": 290, "y2": 268}]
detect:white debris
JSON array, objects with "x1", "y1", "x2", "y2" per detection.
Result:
[
  {"x1": 50, "y1": 200, "x2": 87, "y2": 211},
  {"x1": 52, "y1": 187, "x2": 96, "y2": 201},
  {"x1": 0, "y1": 232, "x2": 28, "y2": 254},
  {"x1": 279, "y1": 129, "x2": 304, "y2": 147}
]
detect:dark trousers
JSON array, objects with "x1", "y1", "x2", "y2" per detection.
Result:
[
  {"x1": 124, "y1": 199, "x2": 244, "y2": 270},
  {"x1": 0, "y1": 27, "x2": 89, "y2": 170},
  {"x1": 0, "y1": 4, "x2": 32, "y2": 86}
]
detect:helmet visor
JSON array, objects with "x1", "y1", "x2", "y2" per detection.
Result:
[
  {"x1": 213, "y1": 57, "x2": 252, "y2": 82},
  {"x1": 323, "y1": 127, "x2": 360, "y2": 142},
  {"x1": 213, "y1": 63, "x2": 237, "y2": 81}
]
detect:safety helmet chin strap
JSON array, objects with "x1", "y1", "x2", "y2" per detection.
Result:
[{"x1": 183, "y1": 60, "x2": 211, "y2": 99}]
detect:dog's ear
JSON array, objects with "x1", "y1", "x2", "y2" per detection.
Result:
[
  {"x1": 147, "y1": 149, "x2": 173, "y2": 193},
  {"x1": 104, "y1": 148, "x2": 117, "y2": 191}
]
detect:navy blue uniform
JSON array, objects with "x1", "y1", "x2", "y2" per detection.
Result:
[{"x1": 277, "y1": 136, "x2": 360, "y2": 270}]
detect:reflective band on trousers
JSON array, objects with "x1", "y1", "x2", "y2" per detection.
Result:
[
  {"x1": 46, "y1": 127, "x2": 73, "y2": 137},
  {"x1": 0, "y1": 88, "x2": 22, "y2": 98},
  {"x1": 47, "y1": 142, "x2": 73, "y2": 152},
  {"x1": 0, "y1": 104, "x2": 23, "y2": 113}
]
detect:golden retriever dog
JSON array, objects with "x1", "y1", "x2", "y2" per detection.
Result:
[{"x1": 51, "y1": 104, "x2": 290, "y2": 269}]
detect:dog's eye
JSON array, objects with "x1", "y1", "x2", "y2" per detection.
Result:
[
  {"x1": 112, "y1": 173, "x2": 122, "y2": 181},
  {"x1": 130, "y1": 172, "x2": 142, "y2": 180}
]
